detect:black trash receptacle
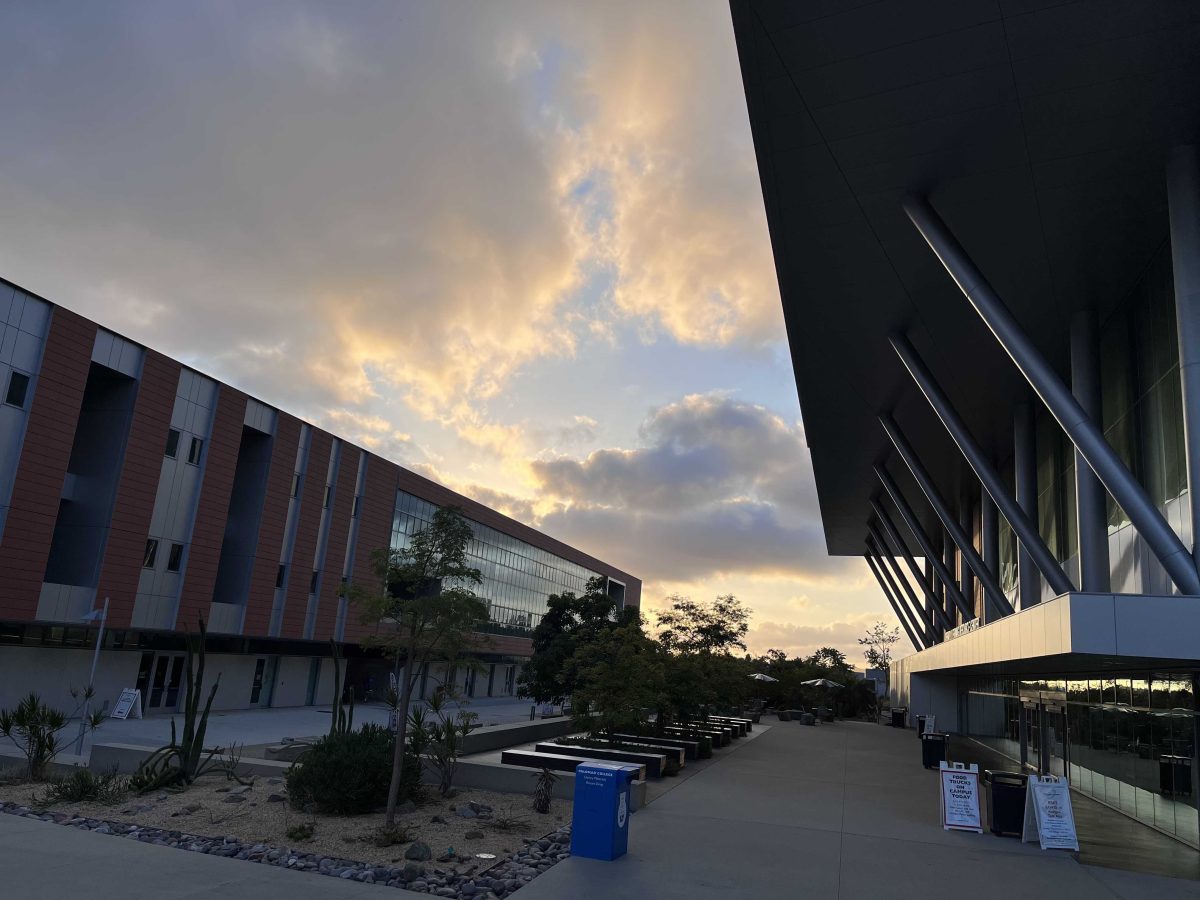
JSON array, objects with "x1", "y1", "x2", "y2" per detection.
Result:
[
  {"x1": 983, "y1": 770, "x2": 1027, "y2": 836},
  {"x1": 1160, "y1": 755, "x2": 1193, "y2": 797},
  {"x1": 890, "y1": 707, "x2": 906, "y2": 728},
  {"x1": 920, "y1": 732, "x2": 948, "y2": 769},
  {"x1": 915, "y1": 714, "x2": 927, "y2": 737}
]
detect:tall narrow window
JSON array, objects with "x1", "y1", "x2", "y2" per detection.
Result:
[
  {"x1": 323, "y1": 485, "x2": 332, "y2": 508},
  {"x1": 276, "y1": 564, "x2": 287, "y2": 588},
  {"x1": 187, "y1": 436, "x2": 204, "y2": 465},
  {"x1": 166, "y1": 543, "x2": 185, "y2": 572},
  {"x1": 143, "y1": 539, "x2": 159, "y2": 569},
  {"x1": 291, "y1": 473, "x2": 301, "y2": 498},
  {"x1": 309, "y1": 570, "x2": 319, "y2": 594},
  {"x1": 352, "y1": 496, "x2": 361, "y2": 518},
  {"x1": 164, "y1": 429, "x2": 181, "y2": 458},
  {"x1": 5, "y1": 371, "x2": 30, "y2": 408}
]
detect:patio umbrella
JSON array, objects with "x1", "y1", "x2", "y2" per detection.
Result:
[
  {"x1": 748, "y1": 673, "x2": 779, "y2": 682},
  {"x1": 801, "y1": 678, "x2": 843, "y2": 688}
]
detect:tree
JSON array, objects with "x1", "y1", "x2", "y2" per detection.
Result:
[
  {"x1": 657, "y1": 594, "x2": 749, "y2": 655},
  {"x1": 345, "y1": 506, "x2": 488, "y2": 826},
  {"x1": 656, "y1": 594, "x2": 753, "y2": 723},
  {"x1": 858, "y1": 622, "x2": 899, "y2": 675},
  {"x1": 518, "y1": 576, "x2": 629, "y2": 705},
  {"x1": 571, "y1": 616, "x2": 665, "y2": 737}
]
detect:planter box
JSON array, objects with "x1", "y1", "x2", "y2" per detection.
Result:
[{"x1": 536, "y1": 743, "x2": 670, "y2": 778}]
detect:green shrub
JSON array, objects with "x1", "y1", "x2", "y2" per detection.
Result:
[
  {"x1": 286, "y1": 724, "x2": 419, "y2": 815},
  {"x1": 37, "y1": 768, "x2": 129, "y2": 806}
]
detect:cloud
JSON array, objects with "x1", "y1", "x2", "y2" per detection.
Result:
[
  {"x1": 0, "y1": 1, "x2": 782, "y2": 455},
  {"x1": 747, "y1": 615, "x2": 883, "y2": 663}
]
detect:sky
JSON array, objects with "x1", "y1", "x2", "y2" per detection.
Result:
[{"x1": 0, "y1": 1, "x2": 895, "y2": 665}]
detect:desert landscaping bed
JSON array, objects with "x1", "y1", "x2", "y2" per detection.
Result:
[{"x1": 0, "y1": 773, "x2": 574, "y2": 898}]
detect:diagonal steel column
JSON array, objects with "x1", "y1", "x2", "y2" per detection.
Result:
[
  {"x1": 868, "y1": 496, "x2": 952, "y2": 631},
  {"x1": 874, "y1": 462, "x2": 975, "y2": 621},
  {"x1": 890, "y1": 332, "x2": 1074, "y2": 596},
  {"x1": 868, "y1": 520, "x2": 935, "y2": 637},
  {"x1": 864, "y1": 554, "x2": 924, "y2": 652},
  {"x1": 1168, "y1": 145, "x2": 1200, "y2": 571},
  {"x1": 866, "y1": 537, "x2": 928, "y2": 648},
  {"x1": 880, "y1": 414, "x2": 1016, "y2": 619},
  {"x1": 904, "y1": 193, "x2": 1200, "y2": 596}
]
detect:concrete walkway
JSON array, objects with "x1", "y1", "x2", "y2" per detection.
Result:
[
  {"x1": 512, "y1": 720, "x2": 1200, "y2": 900},
  {"x1": 0, "y1": 811, "x2": 386, "y2": 900}
]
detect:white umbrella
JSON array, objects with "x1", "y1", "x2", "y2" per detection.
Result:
[
  {"x1": 801, "y1": 678, "x2": 843, "y2": 688},
  {"x1": 748, "y1": 673, "x2": 779, "y2": 683}
]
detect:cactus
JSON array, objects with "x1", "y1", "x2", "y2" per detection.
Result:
[{"x1": 328, "y1": 640, "x2": 354, "y2": 736}]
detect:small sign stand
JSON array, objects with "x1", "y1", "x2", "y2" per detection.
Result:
[
  {"x1": 110, "y1": 688, "x2": 143, "y2": 720},
  {"x1": 939, "y1": 761, "x2": 982, "y2": 833},
  {"x1": 922, "y1": 714, "x2": 937, "y2": 735},
  {"x1": 1022, "y1": 775, "x2": 1079, "y2": 851}
]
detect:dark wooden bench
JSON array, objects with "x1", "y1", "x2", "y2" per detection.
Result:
[
  {"x1": 499, "y1": 749, "x2": 646, "y2": 783},
  {"x1": 664, "y1": 726, "x2": 730, "y2": 747},
  {"x1": 536, "y1": 743, "x2": 671, "y2": 778},
  {"x1": 705, "y1": 717, "x2": 749, "y2": 736},
  {"x1": 610, "y1": 734, "x2": 701, "y2": 760}
]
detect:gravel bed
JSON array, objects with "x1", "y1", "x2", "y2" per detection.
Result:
[{"x1": 0, "y1": 800, "x2": 571, "y2": 898}]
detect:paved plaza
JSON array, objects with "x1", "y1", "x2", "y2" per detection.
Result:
[{"x1": 3, "y1": 719, "x2": 1199, "y2": 898}]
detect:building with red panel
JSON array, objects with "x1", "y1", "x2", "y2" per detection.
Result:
[{"x1": 0, "y1": 279, "x2": 639, "y2": 714}]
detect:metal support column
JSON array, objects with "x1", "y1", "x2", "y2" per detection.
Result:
[
  {"x1": 868, "y1": 496, "x2": 952, "y2": 631},
  {"x1": 981, "y1": 492, "x2": 1000, "y2": 621},
  {"x1": 866, "y1": 537, "x2": 930, "y2": 647},
  {"x1": 959, "y1": 488, "x2": 976, "y2": 618},
  {"x1": 1070, "y1": 310, "x2": 1110, "y2": 591},
  {"x1": 1014, "y1": 401, "x2": 1042, "y2": 607},
  {"x1": 880, "y1": 415, "x2": 1016, "y2": 619},
  {"x1": 1168, "y1": 145, "x2": 1200, "y2": 568},
  {"x1": 867, "y1": 520, "x2": 940, "y2": 636},
  {"x1": 924, "y1": 558, "x2": 939, "y2": 643},
  {"x1": 874, "y1": 462, "x2": 978, "y2": 620},
  {"x1": 905, "y1": 193, "x2": 1200, "y2": 595},
  {"x1": 891, "y1": 333, "x2": 1074, "y2": 595},
  {"x1": 864, "y1": 554, "x2": 924, "y2": 652}
]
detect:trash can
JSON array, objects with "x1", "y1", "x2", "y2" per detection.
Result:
[
  {"x1": 920, "y1": 732, "x2": 948, "y2": 769},
  {"x1": 890, "y1": 707, "x2": 906, "y2": 728},
  {"x1": 1160, "y1": 755, "x2": 1193, "y2": 797},
  {"x1": 915, "y1": 714, "x2": 927, "y2": 737},
  {"x1": 983, "y1": 770, "x2": 1027, "y2": 836},
  {"x1": 570, "y1": 762, "x2": 641, "y2": 861}
]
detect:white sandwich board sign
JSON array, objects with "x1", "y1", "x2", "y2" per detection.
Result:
[
  {"x1": 110, "y1": 688, "x2": 143, "y2": 720},
  {"x1": 939, "y1": 761, "x2": 982, "y2": 833},
  {"x1": 1022, "y1": 775, "x2": 1078, "y2": 851}
]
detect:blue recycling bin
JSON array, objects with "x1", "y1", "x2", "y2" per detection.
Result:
[{"x1": 570, "y1": 762, "x2": 641, "y2": 860}]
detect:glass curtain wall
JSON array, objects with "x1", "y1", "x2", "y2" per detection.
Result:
[
  {"x1": 390, "y1": 490, "x2": 602, "y2": 636},
  {"x1": 963, "y1": 674, "x2": 1199, "y2": 846}
]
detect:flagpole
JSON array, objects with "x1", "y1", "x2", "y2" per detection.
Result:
[{"x1": 75, "y1": 596, "x2": 109, "y2": 756}]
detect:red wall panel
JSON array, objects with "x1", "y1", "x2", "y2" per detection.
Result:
[
  {"x1": 280, "y1": 430, "x2": 331, "y2": 639},
  {"x1": 312, "y1": 444, "x2": 359, "y2": 642},
  {"x1": 0, "y1": 309, "x2": 95, "y2": 620},
  {"x1": 241, "y1": 413, "x2": 301, "y2": 637},
  {"x1": 342, "y1": 456, "x2": 398, "y2": 643},
  {"x1": 175, "y1": 387, "x2": 247, "y2": 632},
  {"x1": 97, "y1": 351, "x2": 181, "y2": 628}
]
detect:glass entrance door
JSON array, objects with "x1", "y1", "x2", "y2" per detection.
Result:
[{"x1": 1023, "y1": 698, "x2": 1069, "y2": 780}]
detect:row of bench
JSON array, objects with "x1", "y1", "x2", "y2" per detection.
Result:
[{"x1": 500, "y1": 714, "x2": 754, "y2": 781}]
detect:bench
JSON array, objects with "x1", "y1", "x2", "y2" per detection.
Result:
[
  {"x1": 499, "y1": 749, "x2": 646, "y2": 783},
  {"x1": 610, "y1": 734, "x2": 701, "y2": 760},
  {"x1": 536, "y1": 743, "x2": 672, "y2": 778}
]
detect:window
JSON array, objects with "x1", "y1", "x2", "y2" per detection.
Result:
[
  {"x1": 323, "y1": 485, "x2": 332, "y2": 508},
  {"x1": 291, "y1": 473, "x2": 301, "y2": 498},
  {"x1": 352, "y1": 496, "x2": 361, "y2": 518},
  {"x1": 166, "y1": 543, "x2": 184, "y2": 572},
  {"x1": 310, "y1": 570, "x2": 320, "y2": 594},
  {"x1": 187, "y1": 437, "x2": 204, "y2": 465},
  {"x1": 5, "y1": 371, "x2": 30, "y2": 408},
  {"x1": 164, "y1": 429, "x2": 180, "y2": 459},
  {"x1": 143, "y1": 539, "x2": 159, "y2": 569},
  {"x1": 275, "y1": 564, "x2": 287, "y2": 588}
]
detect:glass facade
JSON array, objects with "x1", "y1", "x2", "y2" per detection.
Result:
[
  {"x1": 997, "y1": 243, "x2": 1190, "y2": 597},
  {"x1": 390, "y1": 490, "x2": 605, "y2": 637},
  {"x1": 963, "y1": 674, "x2": 1199, "y2": 846}
]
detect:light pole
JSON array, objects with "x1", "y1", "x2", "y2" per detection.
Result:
[{"x1": 75, "y1": 596, "x2": 109, "y2": 756}]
